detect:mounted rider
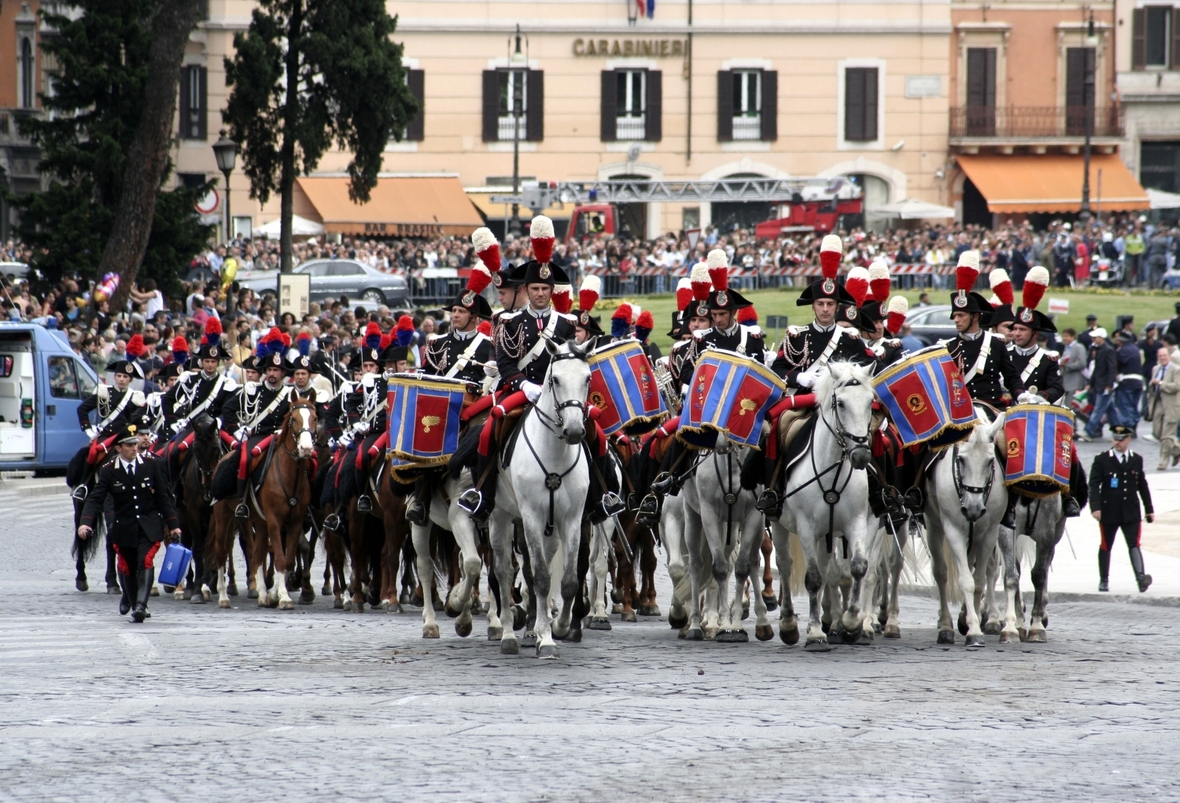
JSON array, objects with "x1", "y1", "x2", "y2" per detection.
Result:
[
  {"x1": 344, "y1": 344, "x2": 388, "y2": 514},
  {"x1": 571, "y1": 275, "x2": 606, "y2": 348},
  {"x1": 220, "y1": 350, "x2": 292, "y2": 519},
  {"x1": 72, "y1": 351, "x2": 148, "y2": 497},
  {"x1": 855, "y1": 262, "x2": 909, "y2": 371},
  {"x1": 163, "y1": 320, "x2": 239, "y2": 450}
]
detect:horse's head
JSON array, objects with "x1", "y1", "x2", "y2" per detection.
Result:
[
  {"x1": 816, "y1": 361, "x2": 875, "y2": 470},
  {"x1": 191, "y1": 412, "x2": 220, "y2": 470},
  {"x1": 287, "y1": 394, "x2": 318, "y2": 460},
  {"x1": 542, "y1": 337, "x2": 591, "y2": 444},
  {"x1": 954, "y1": 413, "x2": 1006, "y2": 522}
]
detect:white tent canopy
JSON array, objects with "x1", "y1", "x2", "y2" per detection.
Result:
[
  {"x1": 255, "y1": 214, "x2": 324, "y2": 238},
  {"x1": 870, "y1": 198, "x2": 956, "y2": 220},
  {"x1": 1147, "y1": 187, "x2": 1180, "y2": 210}
]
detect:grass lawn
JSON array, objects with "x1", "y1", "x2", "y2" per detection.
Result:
[{"x1": 607, "y1": 285, "x2": 1180, "y2": 352}]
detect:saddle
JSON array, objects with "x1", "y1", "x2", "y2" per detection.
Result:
[{"x1": 777, "y1": 409, "x2": 817, "y2": 474}]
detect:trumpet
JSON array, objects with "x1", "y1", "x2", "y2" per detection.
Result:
[{"x1": 653, "y1": 357, "x2": 682, "y2": 416}]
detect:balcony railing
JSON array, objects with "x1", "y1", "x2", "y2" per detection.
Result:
[
  {"x1": 733, "y1": 114, "x2": 762, "y2": 141},
  {"x1": 615, "y1": 115, "x2": 646, "y2": 140},
  {"x1": 497, "y1": 116, "x2": 527, "y2": 141},
  {"x1": 949, "y1": 106, "x2": 1123, "y2": 139}
]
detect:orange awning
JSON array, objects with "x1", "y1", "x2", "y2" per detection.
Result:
[
  {"x1": 957, "y1": 154, "x2": 1150, "y2": 214},
  {"x1": 296, "y1": 176, "x2": 484, "y2": 237}
]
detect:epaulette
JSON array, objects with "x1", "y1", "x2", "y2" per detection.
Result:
[
  {"x1": 786, "y1": 325, "x2": 804, "y2": 336},
  {"x1": 426, "y1": 332, "x2": 442, "y2": 342},
  {"x1": 499, "y1": 308, "x2": 524, "y2": 322},
  {"x1": 744, "y1": 325, "x2": 764, "y2": 338},
  {"x1": 1045, "y1": 350, "x2": 1060, "y2": 360},
  {"x1": 129, "y1": 390, "x2": 145, "y2": 406},
  {"x1": 557, "y1": 312, "x2": 578, "y2": 324},
  {"x1": 96, "y1": 384, "x2": 110, "y2": 400},
  {"x1": 693, "y1": 328, "x2": 712, "y2": 340}
]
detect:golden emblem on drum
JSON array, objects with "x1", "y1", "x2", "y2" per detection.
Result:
[
  {"x1": 1007, "y1": 437, "x2": 1020, "y2": 457},
  {"x1": 906, "y1": 394, "x2": 927, "y2": 415},
  {"x1": 737, "y1": 398, "x2": 757, "y2": 416},
  {"x1": 589, "y1": 390, "x2": 607, "y2": 410},
  {"x1": 420, "y1": 415, "x2": 441, "y2": 433}
]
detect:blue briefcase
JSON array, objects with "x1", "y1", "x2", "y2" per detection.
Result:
[{"x1": 158, "y1": 542, "x2": 193, "y2": 587}]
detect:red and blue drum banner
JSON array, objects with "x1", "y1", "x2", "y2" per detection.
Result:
[
  {"x1": 587, "y1": 339, "x2": 668, "y2": 436},
  {"x1": 1003, "y1": 403, "x2": 1074, "y2": 498},
  {"x1": 387, "y1": 375, "x2": 467, "y2": 466},
  {"x1": 680, "y1": 349, "x2": 785, "y2": 449},
  {"x1": 873, "y1": 345, "x2": 976, "y2": 450}
]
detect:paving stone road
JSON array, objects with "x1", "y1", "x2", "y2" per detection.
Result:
[{"x1": 2, "y1": 483, "x2": 1180, "y2": 802}]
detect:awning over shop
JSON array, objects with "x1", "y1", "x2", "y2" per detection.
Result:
[
  {"x1": 255, "y1": 214, "x2": 324, "y2": 238},
  {"x1": 870, "y1": 198, "x2": 956, "y2": 220},
  {"x1": 296, "y1": 176, "x2": 483, "y2": 237},
  {"x1": 957, "y1": 154, "x2": 1150, "y2": 214}
]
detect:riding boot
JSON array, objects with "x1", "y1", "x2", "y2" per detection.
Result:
[
  {"x1": 755, "y1": 454, "x2": 783, "y2": 516},
  {"x1": 592, "y1": 454, "x2": 625, "y2": 523},
  {"x1": 636, "y1": 493, "x2": 661, "y2": 526},
  {"x1": 117, "y1": 570, "x2": 133, "y2": 616},
  {"x1": 650, "y1": 439, "x2": 683, "y2": 495},
  {"x1": 1000, "y1": 494, "x2": 1018, "y2": 530},
  {"x1": 234, "y1": 478, "x2": 249, "y2": 519},
  {"x1": 1098, "y1": 549, "x2": 1111, "y2": 592},
  {"x1": 132, "y1": 567, "x2": 153, "y2": 623},
  {"x1": 458, "y1": 451, "x2": 497, "y2": 522},
  {"x1": 1129, "y1": 547, "x2": 1153, "y2": 592},
  {"x1": 405, "y1": 477, "x2": 428, "y2": 525},
  {"x1": 1061, "y1": 493, "x2": 1081, "y2": 517}
]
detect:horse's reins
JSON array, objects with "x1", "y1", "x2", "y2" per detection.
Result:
[
  {"x1": 950, "y1": 442, "x2": 997, "y2": 554},
  {"x1": 712, "y1": 441, "x2": 742, "y2": 546},
  {"x1": 270, "y1": 404, "x2": 316, "y2": 515}
]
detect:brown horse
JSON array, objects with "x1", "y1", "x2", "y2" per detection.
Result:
[
  {"x1": 608, "y1": 436, "x2": 661, "y2": 620},
  {"x1": 344, "y1": 455, "x2": 411, "y2": 613}
]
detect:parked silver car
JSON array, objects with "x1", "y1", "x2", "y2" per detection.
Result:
[
  {"x1": 236, "y1": 259, "x2": 410, "y2": 307},
  {"x1": 904, "y1": 304, "x2": 957, "y2": 346}
]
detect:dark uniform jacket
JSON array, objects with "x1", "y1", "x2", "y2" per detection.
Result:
[
  {"x1": 78, "y1": 384, "x2": 146, "y2": 438},
  {"x1": 680, "y1": 324, "x2": 768, "y2": 391},
  {"x1": 80, "y1": 455, "x2": 179, "y2": 548},
  {"x1": 945, "y1": 331, "x2": 1025, "y2": 407},
  {"x1": 163, "y1": 370, "x2": 237, "y2": 431},
  {"x1": 222, "y1": 381, "x2": 290, "y2": 437},
  {"x1": 322, "y1": 380, "x2": 352, "y2": 441},
  {"x1": 1089, "y1": 449, "x2": 1153, "y2": 524},
  {"x1": 423, "y1": 329, "x2": 494, "y2": 384},
  {"x1": 495, "y1": 307, "x2": 578, "y2": 393},
  {"x1": 667, "y1": 338, "x2": 695, "y2": 388},
  {"x1": 771, "y1": 322, "x2": 873, "y2": 388},
  {"x1": 866, "y1": 337, "x2": 907, "y2": 373},
  {"x1": 345, "y1": 374, "x2": 389, "y2": 435},
  {"x1": 1007, "y1": 344, "x2": 1064, "y2": 402}
]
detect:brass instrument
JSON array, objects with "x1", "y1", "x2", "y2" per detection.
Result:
[{"x1": 653, "y1": 356, "x2": 682, "y2": 416}]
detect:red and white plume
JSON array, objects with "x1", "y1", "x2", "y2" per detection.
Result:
[
  {"x1": 868, "y1": 261, "x2": 891, "y2": 302},
  {"x1": 630, "y1": 303, "x2": 641, "y2": 323},
  {"x1": 467, "y1": 264, "x2": 493, "y2": 294},
  {"x1": 819, "y1": 234, "x2": 843, "y2": 280},
  {"x1": 530, "y1": 215, "x2": 555, "y2": 264},
  {"x1": 552, "y1": 284, "x2": 572, "y2": 315},
  {"x1": 886, "y1": 296, "x2": 909, "y2": 336},
  {"x1": 706, "y1": 249, "x2": 729, "y2": 291},
  {"x1": 989, "y1": 268, "x2": 1014, "y2": 307},
  {"x1": 845, "y1": 266, "x2": 870, "y2": 306},
  {"x1": 579, "y1": 275, "x2": 601, "y2": 312},
  {"x1": 471, "y1": 227, "x2": 501, "y2": 274},
  {"x1": 1022, "y1": 265, "x2": 1050, "y2": 311},
  {"x1": 955, "y1": 250, "x2": 980, "y2": 293},
  {"x1": 675, "y1": 277, "x2": 693, "y2": 312},
  {"x1": 690, "y1": 261, "x2": 712, "y2": 301}
]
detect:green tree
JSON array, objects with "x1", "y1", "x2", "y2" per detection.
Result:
[
  {"x1": 223, "y1": 0, "x2": 418, "y2": 273},
  {"x1": 14, "y1": 0, "x2": 212, "y2": 300}
]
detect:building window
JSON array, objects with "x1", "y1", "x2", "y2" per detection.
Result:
[
  {"x1": 1133, "y1": 7, "x2": 1180, "y2": 70},
  {"x1": 716, "y1": 68, "x2": 777, "y2": 142},
  {"x1": 1142, "y1": 141, "x2": 1180, "y2": 193},
  {"x1": 179, "y1": 65, "x2": 207, "y2": 140},
  {"x1": 177, "y1": 173, "x2": 207, "y2": 190},
  {"x1": 483, "y1": 69, "x2": 544, "y2": 142},
  {"x1": 1065, "y1": 48, "x2": 1095, "y2": 136},
  {"x1": 600, "y1": 69, "x2": 662, "y2": 142},
  {"x1": 19, "y1": 38, "x2": 34, "y2": 109},
  {"x1": 845, "y1": 67, "x2": 879, "y2": 142},
  {"x1": 405, "y1": 69, "x2": 424, "y2": 141},
  {"x1": 965, "y1": 48, "x2": 996, "y2": 136}
]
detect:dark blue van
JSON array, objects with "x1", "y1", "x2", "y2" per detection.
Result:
[{"x1": 0, "y1": 322, "x2": 97, "y2": 471}]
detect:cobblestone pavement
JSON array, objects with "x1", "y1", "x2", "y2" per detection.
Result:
[{"x1": 2, "y1": 485, "x2": 1180, "y2": 802}]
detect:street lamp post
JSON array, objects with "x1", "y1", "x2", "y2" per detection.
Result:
[
  {"x1": 1079, "y1": 12, "x2": 1098, "y2": 226},
  {"x1": 212, "y1": 129, "x2": 239, "y2": 243},
  {"x1": 509, "y1": 25, "x2": 526, "y2": 237}
]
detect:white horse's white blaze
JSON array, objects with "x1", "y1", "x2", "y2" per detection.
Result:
[
  {"x1": 296, "y1": 408, "x2": 314, "y2": 458},
  {"x1": 923, "y1": 413, "x2": 1008, "y2": 646}
]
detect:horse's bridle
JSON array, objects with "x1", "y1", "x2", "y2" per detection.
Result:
[
  {"x1": 820, "y1": 379, "x2": 872, "y2": 456},
  {"x1": 282, "y1": 404, "x2": 316, "y2": 460},
  {"x1": 532, "y1": 351, "x2": 587, "y2": 439},
  {"x1": 951, "y1": 443, "x2": 995, "y2": 508}
]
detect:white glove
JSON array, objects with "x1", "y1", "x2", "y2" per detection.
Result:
[
  {"x1": 1016, "y1": 392, "x2": 1047, "y2": 405},
  {"x1": 522, "y1": 381, "x2": 543, "y2": 403},
  {"x1": 234, "y1": 427, "x2": 250, "y2": 441},
  {"x1": 354, "y1": 421, "x2": 370, "y2": 435},
  {"x1": 337, "y1": 432, "x2": 353, "y2": 448},
  {"x1": 795, "y1": 368, "x2": 819, "y2": 389},
  {"x1": 483, "y1": 361, "x2": 499, "y2": 379},
  {"x1": 84, "y1": 426, "x2": 98, "y2": 440}
]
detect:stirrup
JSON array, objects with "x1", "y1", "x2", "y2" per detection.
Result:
[
  {"x1": 650, "y1": 472, "x2": 674, "y2": 494},
  {"x1": 71, "y1": 485, "x2": 88, "y2": 502},
  {"x1": 405, "y1": 499, "x2": 427, "y2": 525},
  {"x1": 457, "y1": 489, "x2": 482, "y2": 516},
  {"x1": 636, "y1": 494, "x2": 660, "y2": 526},
  {"x1": 323, "y1": 513, "x2": 340, "y2": 532},
  {"x1": 755, "y1": 489, "x2": 782, "y2": 517},
  {"x1": 356, "y1": 494, "x2": 372, "y2": 513},
  {"x1": 234, "y1": 502, "x2": 249, "y2": 519},
  {"x1": 601, "y1": 492, "x2": 625, "y2": 518}
]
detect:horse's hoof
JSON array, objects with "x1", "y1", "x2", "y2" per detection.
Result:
[
  {"x1": 390, "y1": 604, "x2": 404, "y2": 614},
  {"x1": 399, "y1": 591, "x2": 412, "y2": 606},
  {"x1": 703, "y1": 627, "x2": 719, "y2": 641},
  {"x1": 610, "y1": 588, "x2": 622, "y2": 604},
  {"x1": 883, "y1": 624, "x2": 901, "y2": 639},
  {"x1": 455, "y1": 618, "x2": 473, "y2": 638},
  {"x1": 1018, "y1": 627, "x2": 1028, "y2": 642},
  {"x1": 218, "y1": 599, "x2": 231, "y2": 609},
  {"x1": 410, "y1": 593, "x2": 425, "y2": 608},
  {"x1": 621, "y1": 610, "x2": 637, "y2": 623},
  {"x1": 678, "y1": 626, "x2": 688, "y2": 639},
  {"x1": 333, "y1": 598, "x2": 343, "y2": 610},
  {"x1": 965, "y1": 634, "x2": 986, "y2": 648},
  {"x1": 840, "y1": 625, "x2": 860, "y2": 644},
  {"x1": 741, "y1": 606, "x2": 750, "y2": 621},
  {"x1": 821, "y1": 620, "x2": 832, "y2": 635},
  {"x1": 668, "y1": 610, "x2": 688, "y2": 629},
  {"x1": 872, "y1": 620, "x2": 883, "y2": 635},
  {"x1": 445, "y1": 602, "x2": 462, "y2": 619},
  {"x1": 432, "y1": 598, "x2": 444, "y2": 612},
  {"x1": 106, "y1": 585, "x2": 120, "y2": 595},
  {"x1": 588, "y1": 616, "x2": 612, "y2": 631},
  {"x1": 351, "y1": 601, "x2": 364, "y2": 613},
  {"x1": 755, "y1": 623, "x2": 774, "y2": 642},
  {"x1": 537, "y1": 644, "x2": 558, "y2": 659},
  {"x1": 685, "y1": 627, "x2": 704, "y2": 641},
  {"x1": 278, "y1": 599, "x2": 295, "y2": 611},
  {"x1": 162, "y1": 585, "x2": 175, "y2": 594},
  {"x1": 639, "y1": 605, "x2": 661, "y2": 617},
  {"x1": 779, "y1": 621, "x2": 800, "y2": 645},
  {"x1": 1026, "y1": 629, "x2": 1047, "y2": 644},
  {"x1": 1042, "y1": 616, "x2": 1049, "y2": 628},
  {"x1": 611, "y1": 603, "x2": 623, "y2": 614},
  {"x1": 500, "y1": 638, "x2": 520, "y2": 655},
  {"x1": 715, "y1": 629, "x2": 741, "y2": 643},
  {"x1": 202, "y1": 588, "x2": 211, "y2": 602},
  {"x1": 247, "y1": 588, "x2": 259, "y2": 600},
  {"x1": 149, "y1": 586, "x2": 159, "y2": 597},
  {"x1": 423, "y1": 623, "x2": 440, "y2": 639},
  {"x1": 227, "y1": 582, "x2": 239, "y2": 597},
  {"x1": 190, "y1": 592, "x2": 206, "y2": 605},
  {"x1": 762, "y1": 594, "x2": 779, "y2": 612},
  {"x1": 567, "y1": 627, "x2": 582, "y2": 643},
  {"x1": 75, "y1": 579, "x2": 88, "y2": 592},
  {"x1": 321, "y1": 584, "x2": 331, "y2": 596},
  {"x1": 521, "y1": 632, "x2": 537, "y2": 649},
  {"x1": 983, "y1": 620, "x2": 1002, "y2": 636},
  {"x1": 936, "y1": 630, "x2": 955, "y2": 645},
  {"x1": 957, "y1": 609, "x2": 968, "y2": 636},
  {"x1": 182, "y1": 587, "x2": 193, "y2": 600},
  {"x1": 804, "y1": 638, "x2": 832, "y2": 653},
  {"x1": 999, "y1": 630, "x2": 1017, "y2": 644},
  {"x1": 487, "y1": 626, "x2": 503, "y2": 641},
  {"x1": 300, "y1": 590, "x2": 315, "y2": 605}
]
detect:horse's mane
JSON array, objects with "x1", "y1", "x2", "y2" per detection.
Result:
[{"x1": 812, "y1": 359, "x2": 874, "y2": 403}]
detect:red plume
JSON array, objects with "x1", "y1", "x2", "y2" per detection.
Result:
[
  {"x1": 472, "y1": 228, "x2": 502, "y2": 273},
  {"x1": 379, "y1": 332, "x2": 393, "y2": 351},
  {"x1": 530, "y1": 215, "x2": 556, "y2": 264},
  {"x1": 845, "y1": 267, "x2": 870, "y2": 307},
  {"x1": 467, "y1": 265, "x2": 493, "y2": 295},
  {"x1": 1022, "y1": 266, "x2": 1050, "y2": 311},
  {"x1": 126, "y1": 334, "x2": 145, "y2": 358},
  {"x1": 552, "y1": 285, "x2": 572, "y2": 315},
  {"x1": 280, "y1": 332, "x2": 291, "y2": 348},
  {"x1": 579, "y1": 275, "x2": 601, "y2": 313},
  {"x1": 690, "y1": 262, "x2": 711, "y2": 301},
  {"x1": 886, "y1": 296, "x2": 909, "y2": 337},
  {"x1": 675, "y1": 278, "x2": 692, "y2": 312},
  {"x1": 170, "y1": 335, "x2": 188, "y2": 354},
  {"x1": 397, "y1": 315, "x2": 415, "y2": 333},
  {"x1": 989, "y1": 268, "x2": 1015, "y2": 307},
  {"x1": 477, "y1": 320, "x2": 492, "y2": 336},
  {"x1": 612, "y1": 304, "x2": 632, "y2": 321},
  {"x1": 738, "y1": 306, "x2": 758, "y2": 324},
  {"x1": 819, "y1": 234, "x2": 842, "y2": 281},
  {"x1": 203, "y1": 316, "x2": 221, "y2": 337},
  {"x1": 868, "y1": 263, "x2": 891, "y2": 303}
]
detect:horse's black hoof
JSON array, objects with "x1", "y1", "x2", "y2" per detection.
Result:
[
  {"x1": 398, "y1": 591, "x2": 411, "y2": 606},
  {"x1": 512, "y1": 605, "x2": 527, "y2": 630},
  {"x1": 299, "y1": 590, "x2": 315, "y2": 605},
  {"x1": 639, "y1": 604, "x2": 661, "y2": 617},
  {"x1": 162, "y1": 585, "x2": 176, "y2": 594},
  {"x1": 588, "y1": 616, "x2": 612, "y2": 631},
  {"x1": 106, "y1": 585, "x2": 120, "y2": 595},
  {"x1": 521, "y1": 632, "x2": 537, "y2": 649},
  {"x1": 668, "y1": 611, "x2": 688, "y2": 629},
  {"x1": 779, "y1": 622, "x2": 800, "y2": 645},
  {"x1": 804, "y1": 638, "x2": 831, "y2": 652},
  {"x1": 841, "y1": 626, "x2": 861, "y2": 645},
  {"x1": 685, "y1": 627, "x2": 704, "y2": 641},
  {"x1": 75, "y1": 579, "x2": 88, "y2": 592},
  {"x1": 937, "y1": 630, "x2": 955, "y2": 645},
  {"x1": 321, "y1": 583, "x2": 331, "y2": 596},
  {"x1": 432, "y1": 598, "x2": 444, "y2": 612},
  {"x1": 715, "y1": 629, "x2": 741, "y2": 643},
  {"x1": 965, "y1": 634, "x2": 985, "y2": 648},
  {"x1": 410, "y1": 593, "x2": 424, "y2": 608},
  {"x1": 983, "y1": 620, "x2": 1002, "y2": 635},
  {"x1": 957, "y1": 609, "x2": 968, "y2": 636},
  {"x1": 741, "y1": 606, "x2": 750, "y2": 621},
  {"x1": 182, "y1": 587, "x2": 194, "y2": 600},
  {"x1": 762, "y1": 594, "x2": 778, "y2": 612},
  {"x1": 333, "y1": 598, "x2": 343, "y2": 609},
  {"x1": 247, "y1": 588, "x2": 259, "y2": 600},
  {"x1": 189, "y1": 592, "x2": 206, "y2": 605},
  {"x1": 227, "y1": 582, "x2": 239, "y2": 597},
  {"x1": 500, "y1": 639, "x2": 520, "y2": 655}
]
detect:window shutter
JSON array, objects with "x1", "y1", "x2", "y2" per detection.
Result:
[
  {"x1": 863, "y1": 67, "x2": 878, "y2": 141},
  {"x1": 601, "y1": 70, "x2": 617, "y2": 142},
  {"x1": 406, "y1": 69, "x2": 424, "y2": 141},
  {"x1": 196, "y1": 66, "x2": 207, "y2": 140},
  {"x1": 646, "y1": 69, "x2": 662, "y2": 142},
  {"x1": 179, "y1": 66, "x2": 192, "y2": 138},
  {"x1": 845, "y1": 68, "x2": 865, "y2": 141},
  {"x1": 1133, "y1": 8, "x2": 1146, "y2": 71},
  {"x1": 481, "y1": 70, "x2": 498, "y2": 142},
  {"x1": 1171, "y1": 11, "x2": 1180, "y2": 71},
  {"x1": 760, "y1": 69, "x2": 777, "y2": 141},
  {"x1": 526, "y1": 69, "x2": 544, "y2": 141},
  {"x1": 717, "y1": 70, "x2": 733, "y2": 141}
]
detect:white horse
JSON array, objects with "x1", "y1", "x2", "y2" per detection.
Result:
[
  {"x1": 585, "y1": 518, "x2": 614, "y2": 631},
  {"x1": 922, "y1": 413, "x2": 1007, "y2": 647},
  {"x1": 488, "y1": 338, "x2": 592, "y2": 658},
  {"x1": 772, "y1": 361, "x2": 877, "y2": 650},
  {"x1": 411, "y1": 466, "x2": 485, "y2": 639},
  {"x1": 681, "y1": 433, "x2": 772, "y2": 643},
  {"x1": 997, "y1": 494, "x2": 1066, "y2": 644}
]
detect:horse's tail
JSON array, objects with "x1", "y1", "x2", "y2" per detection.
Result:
[
  {"x1": 65, "y1": 446, "x2": 90, "y2": 489},
  {"x1": 940, "y1": 537, "x2": 965, "y2": 605},
  {"x1": 900, "y1": 522, "x2": 930, "y2": 586},
  {"x1": 787, "y1": 529, "x2": 807, "y2": 596},
  {"x1": 70, "y1": 508, "x2": 102, "y2": 563},
  {"x1": 1016, "y1": 533, "x2": 1037, "y2": 572}
]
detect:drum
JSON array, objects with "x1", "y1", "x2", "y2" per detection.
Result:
[
  {"x1": 1003, "y1": 403, "x2": 1075, "y2": 497},
  {"x1": 873, "y1": 344, "x2": 976, "y2": 450},
  {"x1": 587, "y1": 339, "x2": 668, "y2": 436},
  {"x1": 386, "y1": 374, "x2": 471, "y2": 466},
  {"x1": 679, "y1": 349, "x2": 784, "y2": 449}
]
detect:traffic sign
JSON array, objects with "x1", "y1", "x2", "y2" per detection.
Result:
[
  {"x1": 490, "y1": 195, "x2": 523, "y2": 205},
  {"x1": 195, "y1": 189, "x2": 220, "y2": 215}
]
